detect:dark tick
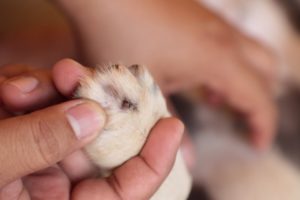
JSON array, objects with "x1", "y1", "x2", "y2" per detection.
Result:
[{"x1": 121, "y1": 98, "x2": 138, "y2": 111}]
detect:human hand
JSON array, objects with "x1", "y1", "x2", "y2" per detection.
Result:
[
  {"x1": 55, "y1": 0, "x2": 277, "y2": 150},
  {"x1": 71, "y1": 117, "x2": 184, "y2": 200},
  {"x1": 0, "y1": 59, "x2": 184, "y2": 200},
  {"x1": 0, "y1": 61, "x2": 106, "y2": 199}
]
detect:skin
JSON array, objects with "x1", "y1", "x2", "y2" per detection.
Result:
[
  {"x1": 0, "y1": 59, "x2": 184, "y2": 200},
  {"x1": 54, "y1": 0, "x2": 278, "y2": 150}
]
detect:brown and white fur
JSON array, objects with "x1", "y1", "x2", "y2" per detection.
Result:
[{"x1": 76, "y1": 64, "x2": 192, "y2": 200}]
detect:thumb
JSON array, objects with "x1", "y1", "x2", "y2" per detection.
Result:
[{"x1": 0, "y1": 100, "x2": 106, "y2": 187}]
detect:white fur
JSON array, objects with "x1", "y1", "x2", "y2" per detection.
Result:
[{"x1": 76, "y1": 64, "x2": 192, "y2": 200}]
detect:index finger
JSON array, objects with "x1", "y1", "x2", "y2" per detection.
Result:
[
  {"x1": 0, "y1": 59, "x2": 90, "y2": 112},
  {"x1": 52, "y1": 58, "x2": 92, "y2": 97}
]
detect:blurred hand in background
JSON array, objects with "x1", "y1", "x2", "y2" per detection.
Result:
[{"x1": 55, "y1": 0, "x2": 278, "y2": 150}]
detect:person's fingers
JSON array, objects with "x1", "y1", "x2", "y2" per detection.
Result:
[
  {"x1": 0, "y1": 99, "x2": 106, "y2": 188},
  {"x1": 0, "y1": 75, "x2": 13, "y2": 119},
  {"x1": 1, "y1": 59, "x2": 90, "y2": 113},
  {"x1": 201, "y1": 86, "x2": 225, "y2": 107},
  {"x1": 1, "y1": 167, "x2": 70, "y2": 200},
  {"x1": 59, "y1": 150, "x2": 99, "y2": 183},
  {"x1": 213, "y1": 65, "x2": 277, "y2": 150},
  {"x1": 0, "y1": 75, "x2": 11, "y2": 119},
  {"x1": 71, "y1": 118, "x2": 184, "y2": 200},
  {"x1": 0, "y1": 179, "x2": 30, "y2": 200},
  {"x1": 0, "y1": 64, "x2": 45, "y2": 115},
  {"x1": 23, "y1": 166, "x2": 70, "y2": 200},
  {"x1": 0, "y1": 69, "x2": 61, "y2": 112},
  {"x1": 52, "y1": 58, "x2": 91, "y2": 97},
  {"x1": 238, "y1": 34, "x2": 279, "y2": 87}
]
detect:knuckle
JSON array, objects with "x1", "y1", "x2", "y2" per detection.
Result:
[{"x1": 31, "y1": 118, "x2": 63, "y2": 165}]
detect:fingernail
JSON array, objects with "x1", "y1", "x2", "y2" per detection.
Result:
[
  {"x1": 7, "y1": 76, "x2": 39, "y2": 93},
  {"x1": 66, "y1": 103, "x2": 106, "y2": 139}
]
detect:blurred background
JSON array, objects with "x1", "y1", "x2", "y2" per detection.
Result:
[
  {"x1": 1, "y1": 0, "x2": 300, "y2": 200},
  {"x1": 0, "y1": 0, "x2": 76, "y2": 68}
]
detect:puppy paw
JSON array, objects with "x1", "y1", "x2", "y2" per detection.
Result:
[{"x1": 75, "y1": 64, "x2": 168, "y2": 170}]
